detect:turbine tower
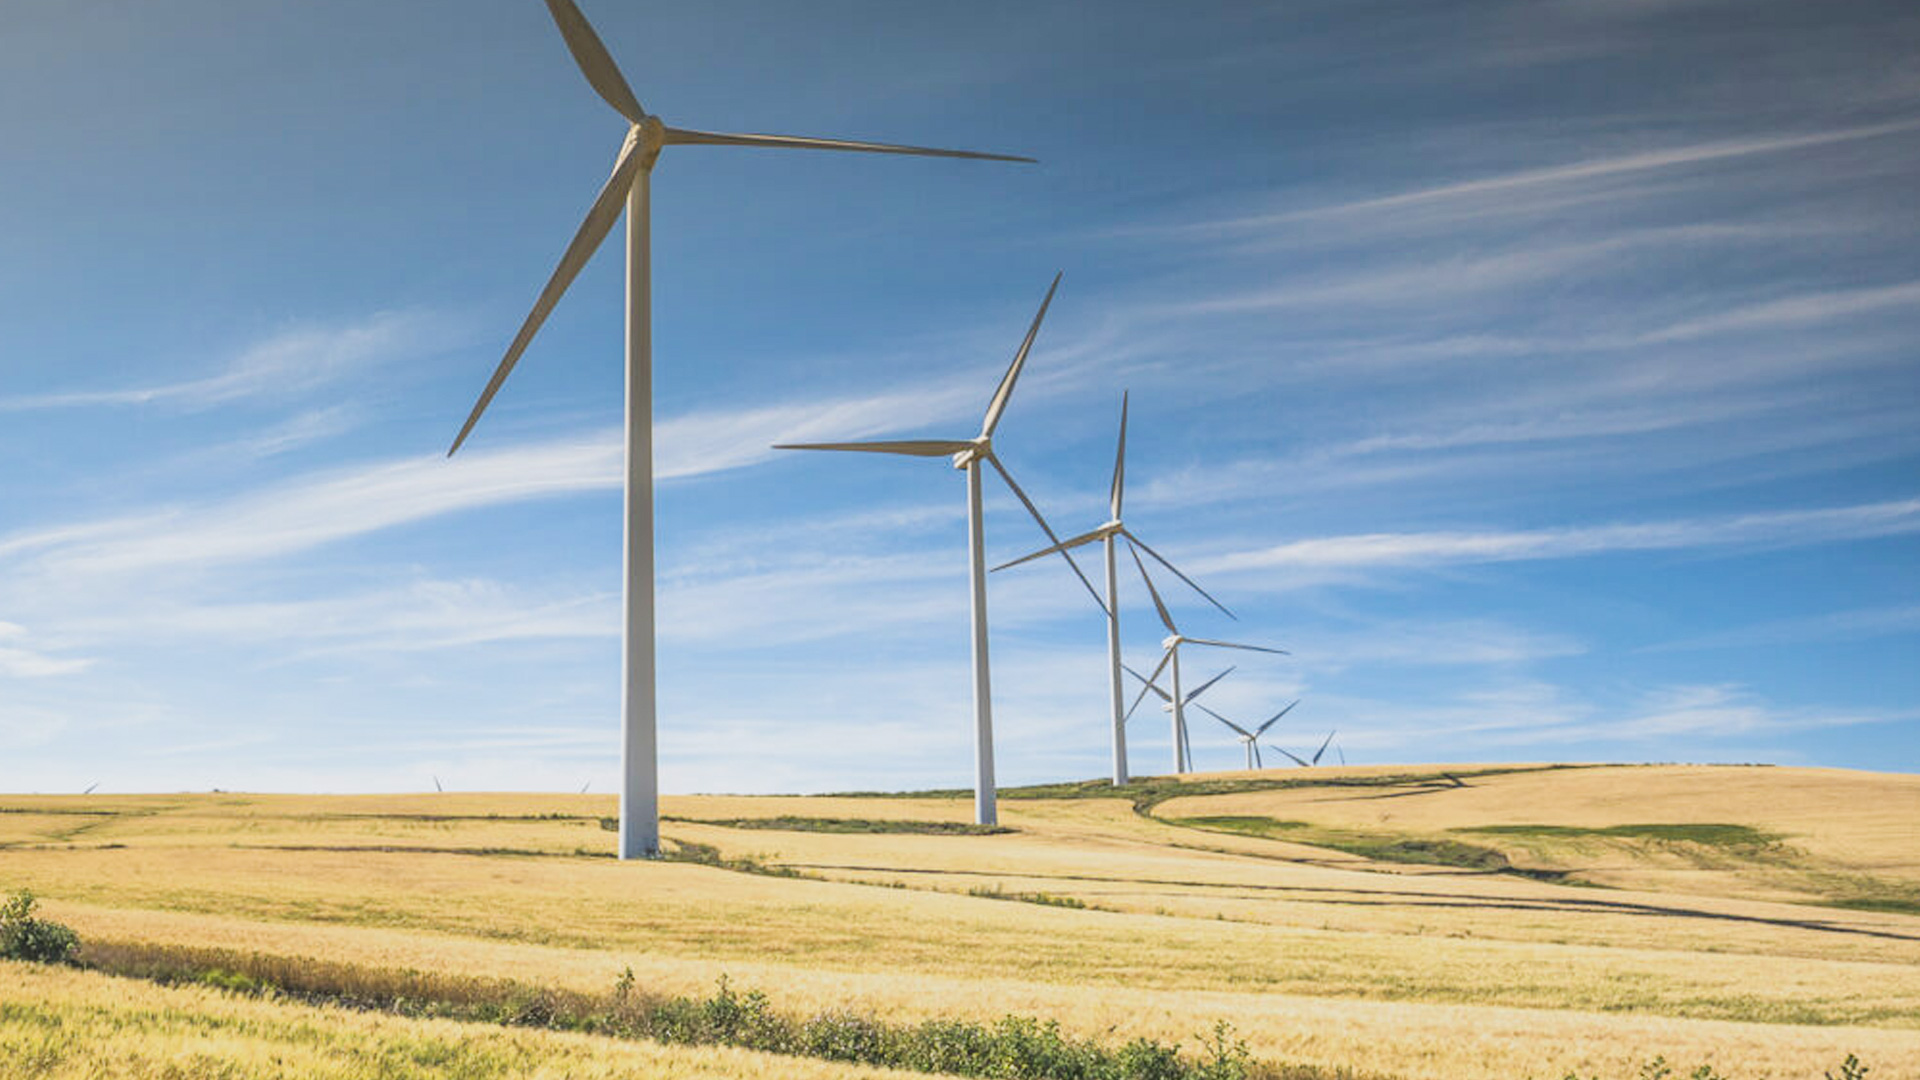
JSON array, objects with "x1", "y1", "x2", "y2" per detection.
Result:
[
  {"x1": 1195, "y1": 699, "x2": 1299, "y2": 769},
  {"x1": 1125, "y1": 546, "x2": 1287, "y2": 774},
  {"x1": 775, "y1": 275, "x2": 1092, "y2": 826},
  {"x1": 443, "y1": 0, "x2": 1031, "y2": 859},
  {"x1": 993, "y1": 393, "x2": 1230, "y2": 785}
]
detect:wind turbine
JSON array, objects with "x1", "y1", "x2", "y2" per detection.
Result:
[
  {"x1": 443, "y1": 0, "x2": 1032, "y2": 859},
  {"x1": 1125, "y1": 546, "x2": 1287, "y2": 774},
  {"x1": 775, "y1": 275, "x2": 1093, "y2": 826},
  {"x1": 1123, "y1": 663, "x2": 1234, "y2": 774},
  {"x1": 1195, "y1": 699, "x2": 1299, "y2": 770},
  {"x1": 993, "y1": 393, "x2": 1232, "y2": 785},
  {"x1": 1267, "y1": 729, "x2": 1337, "y2": 768},
  {"x1": 433, "y1": 775, "x2": 444, "y2": 793}
]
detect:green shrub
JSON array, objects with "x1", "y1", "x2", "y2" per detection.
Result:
[{"x1": 1, "y1": 889, "x2": 79, "y2": 965}]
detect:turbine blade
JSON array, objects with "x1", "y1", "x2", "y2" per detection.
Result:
[
  {"x1": 1182, "y1": 665, "x2": 1234, "y2": 705},
  {"x1": 663, "y1": 127, "x2": 1034, "y2": 163},
  {"x1": 1109, "y1": 390, "x2": 1129, "y2": 521},
  {"x1": 1184, "y1": 636, "x2": 1289, "y2": 656},
  {"x1": 1123, "y1": 531, "x2": 1234, "y2": 620},
  {"x1": 449, "y1": 137, "x2": 645, "y2": 455},
  {"x1": 1312, "y1": 729, "x2": 1337, "y2": 765},
  {"x1": 1253, "y1": 743, "x2": 1263, "y2": 769},
  {"x1": 1124, "y1": 652, "x2": 1173, "y2": 721},
  {"x1": 1121, "y1": 663, "x2": 1172, "y2": 702},
  {"x1": 773, "y1": 439, "x2": 973, "y2": 456},
  {"x1": 1271, "y1": 745, "x2": 1310, "y2": 767},
  {"x1": 1125, "y1": 539, "x2": 1179, "y2": 637},
  {"x1": 1195, "y1": 703, "x2": 1251, "y2": 738},
  {"x1": 544, "y1": 0, "x2": 647, "y2": 123},
  {"x1": 989, "y1": 526, "x2": 1105, "y2": 573},
  {"x1": 979, "y1": 273, "x2": 1062, "y2": 438},
  {"x1": 986, "y1": 455, "x2": 1105, "y2": 614},
  {"x1": 1252, "y1": 699, "x2": 1301, "y2": 737}
]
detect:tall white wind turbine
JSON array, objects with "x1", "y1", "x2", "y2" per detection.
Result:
[
  {"x1": 1125, "y1": 546, "x2": 1287, "y2": 774},
  {"x1": 443, "y1": 0, "x2": 1032, "y2": 859},
  {"x1": 993, "y1": 393, "x2": 1232, "y2": 785},
  {"x1": 775, "y1": 275, "x2": 1093, "y2": 827},
  {"x1": 1195, "y1": 699, "x2": 1299, "y2": 769}
]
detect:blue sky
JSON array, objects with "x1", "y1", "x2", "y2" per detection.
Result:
[{"x1": 2, "y1": 0, "x2": 1916, "y2": 794}]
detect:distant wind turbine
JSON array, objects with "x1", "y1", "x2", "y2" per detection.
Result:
[
  {"x1": 82, "y1": 782, "x2": 98, "y2": 795},
  {"x1": 432, "y1": 775, "x2": 444, "y2": 793},
  {"x1": 1196, "y1": 699, "x2": 1300, "y2": 769},
  {"x1": 1123, "y1": 663, "x2": 1234, "y2": 773},
  {"x1": 441, "y1": 0, "x2": 1033, "y2": 860},
  {"x1": 777, "y1": 275, "x2": 1090, "y2": 826},
  {"x1": 1125, "y1": 546, "x2": 1287, "y2": 773},
  {"x1": 1268, "y1": 729, "x2": 1338, "y2": 768},
  {"x1": 994, "y1": 392, "x2": 1231, "y2": 785}
]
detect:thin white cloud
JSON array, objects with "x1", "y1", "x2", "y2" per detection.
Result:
[
  {"x1": 1646, "y1": 603, "x2": 1920, "y2": 653},
  {"x1": 28, "y1": 434, "x2": 624, "y2": 578},
  {"x1": 1204, "y1": 497, "x2": 1920, "y2": 574},
  {"x1": 1201, "y1": 118, "x2": 1920, "y2": 232},
  {"x1": 0, "y1": 310, "x2": 458, "y2": 413},
  {"x1": 1635, "y1": 280, "x2": 1920, "y2": 343}
]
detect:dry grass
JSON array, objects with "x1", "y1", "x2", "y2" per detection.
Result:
[
  {"x1": 7, "y1": 765, "x2": 1919, "y2": 1079},
  {"x1": 0, "y1": 958, "x2": 908, "y2": 1079}
]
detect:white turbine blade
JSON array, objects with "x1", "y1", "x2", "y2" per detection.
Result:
[
  {"x1": 986, "y1": 454, "x2": 1105, "y2": 614},
  {"x1": 1270, "y1": 744, "x2": 1310, "y2": 767},
  {"x1": 1109, "y1": 390, "x2": 1129, "y2": 521},
  {"x1": 1181, "y1": 665, "x2": 1234, "y2": 705},
  {"x1": 1253, "y1": 742, "x2": 1263, "y2": 769},
  {"x1": 544, "y1": 0, "x2": 646, "y2": 124},
  {"x1": 1121, "y1": 662, "x2": 1172, "y2": 702},
  {"x1": 1338, "y1": 745, "x2": 1346, "y2": 766},
  {"x1": 1312, "y1": 729, "x2": 1337, "y2": 765},
  {"x1": 773, "y1": 439, "x2": 973, "y2": 456},
  {"x1": 663, "y1": 127, "x2": 1034, "y2": 163},
  {"x1": 449, "y1": 136, "x2": 646, "y2": 456},
  {"x1": 979, "y1": 273, "x2": 1062, "y2": 438},
  {"x1": 1252, "y1": 699, "x2": 1301, "y2": 738},
  {"x1": 990, "y1": 525, "x2": 1104, "y2": 573},
  {"x1": 1123, "y1": 531, "x2": 1234, "y2": 620},
  {"x1": 1123, "y1": 652, "x2": 1173, "y2": 720},
  {"x1": 1195, "y1": 702, "x2": 1251, "y2": 739},
  {"x1": 1124, "y1": 539, "x2": 1180, "y2": 637},
  {"x1": 433, "y1": 775, "x2": 443, "y2": 792},
  {"x1": 1184, "y1": 636, "x2": 1289, "y2": 656}
]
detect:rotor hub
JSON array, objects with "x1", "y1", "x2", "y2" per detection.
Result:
[{"x1": 950, "y1": 436, "x2": 991, "y2": 470}]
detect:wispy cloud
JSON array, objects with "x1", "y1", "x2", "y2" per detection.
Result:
[
  {"x1": 0, "y1": 310, "x2": 459, "y2": 413},
  {"x1": 1646, "y1": 603, "x2": 1920, "y2": 653},
  {"x1": 1205, "y1": 497, "x2": 1920, "y2": 575},
  {"x1": 1191, "y1": 118, "x2": 1920, "y2": 234},
  {"x1": 0, "y1": 622, "x2": 93, "y2": 678}
]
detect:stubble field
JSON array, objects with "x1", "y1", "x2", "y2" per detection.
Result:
[{"x1": 3, "y1": 763, "x2": 1916, "y2": 1079}]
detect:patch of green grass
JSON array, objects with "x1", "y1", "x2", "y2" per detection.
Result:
[
  {"x1": 966, "y1": 885, "x2": 1090, "y2": 909},
  {"x1": 1462, "y1": 823, "x2": 1783, "y2": 847},
  {"x1": 1818, "y1": 895, "x2": 1920, "y2": 916},
  {"x1": 1166, "y1": 818, "x2": 1556, "y2": 877},
  {"x1": 1175, "y1": 816, "x2": 1310, "y2": 838},
  {"x1": 666, "y1": 815, "x2": 1013, "y2": 836}
]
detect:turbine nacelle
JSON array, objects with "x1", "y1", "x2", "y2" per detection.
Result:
[
  {"x1": 950, "y1": 436, "x2": 993, "y2": 470},
  {"x1": 1162, "y1": 633, "x2": 1185, "y2": 650}
]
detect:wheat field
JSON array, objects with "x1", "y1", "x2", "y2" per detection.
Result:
[{"x1": 3, "y1": 763, "x2": 1916, "y2": 1078}]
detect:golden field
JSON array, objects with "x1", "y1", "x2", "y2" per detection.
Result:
[{"x1": 3, "y1": 763, "x2": 1917, "y2": 1078}]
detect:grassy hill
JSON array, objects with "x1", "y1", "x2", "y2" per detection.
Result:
[{"x1": 3, "y1": 763, "x2": 1916, "y2": 1079}]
